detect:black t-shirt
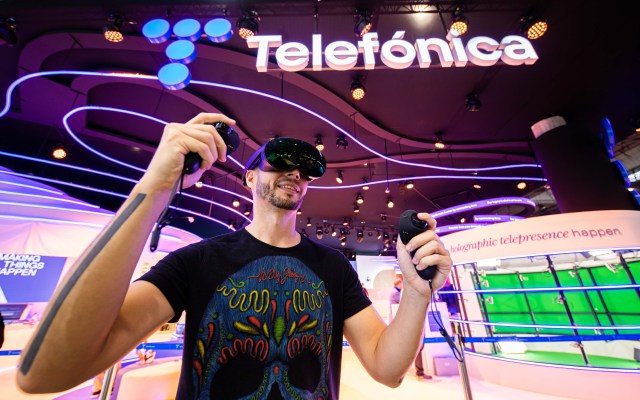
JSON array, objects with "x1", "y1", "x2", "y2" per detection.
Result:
[{"x1": 138, "y1": 228, "x2": 371, "y2": 399}]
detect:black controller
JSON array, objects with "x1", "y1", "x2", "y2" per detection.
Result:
[
  {"x1": 183, "y1": 121, "x2": 240, "y2": 174},
  {"x1": 398, "y1": 209, "x2": 437, "y2": 280}
]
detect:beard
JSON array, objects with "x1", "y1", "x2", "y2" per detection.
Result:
[{"x1": 255, "y1": 177, "x2": 304, "y2": 211}]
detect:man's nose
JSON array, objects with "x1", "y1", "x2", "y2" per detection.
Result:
[{"x1": 286, "y1": 169, "x2": 301, "y2": 180}]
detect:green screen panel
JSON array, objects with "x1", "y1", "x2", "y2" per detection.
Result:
[
  {"x1": 490, "y1": 312, "x2": 536, "y2": 334},
  {"x1": 610, "y1": 315, "x2": 640, "y2": 334},
  {"x1": 628, "y1": 261, "x2": 640, "y2": 282}
]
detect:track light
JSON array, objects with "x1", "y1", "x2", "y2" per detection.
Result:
[
  {"x1": 243, "y1": 205, "x2": 252, "y2": 216},
  {"x1": 228, "y1": 219, "x2": 236, "y2": 229},
  {"x1": 386, "y1": 197, "x2": 394, "y2": 208},
  {"x1": 521, "y1": 14, "x2": 547, "y2": 40},
  {"x1": 306, "y1": 218, "x2": 312, "y2": 227},
  {"x1": 353, "y1": 203, "x2": 360, "y2": 213},
  {"x1": 362, "y1": 178, "x2": 370, "y2": 190},
  {"x1": 232, "y1": 197, "x2": 240, "y2": 207},
  {"x1": 380, "y1": 213, "x2": 387, "y2": 222},
  {"x1": 0, "y1": 17, "x2": 17, "y2": 46},
  {"x1": 331, "y1": 226, "x2": 337, "y2": 237},
  {"x1": 342, "y1": 217, "x2": 350, "y2": 226},
  {"x1": 340, "y1": 238, "x2": 347, "y2": 246},
  {"x1": 336, "y1": 134, "x2": 349, "y2": 149},
  {"x1": 52, "y1": 144, "x2": 68, "y2": 160},
  {"x1": 350, "y1": 79, "x2": 366, "y2": 100},
  {"x1": 450, "y1": 7, "x2": 468, "y2": 36},
  {"x1": 435, "y1": 132, "x2": 445, "y2": 149},
  {"x1": 517, "y1": 181, "x2": 527, "y2": 190},
  {"x1": 336, "y1": 170, "x2": 344, "y2": 184},
  {"x1": 103, "y1": 14, "x2": 124, "y2": 43},
  {"x1": 356, "y1": 229, "x2": 364, "y2": 243},
  {"x1": 465, "y1": 93, "x2": 482, "y2": 112},
  {"x1": 376, "y1": 230, "x2": 382, "y2": 240},
  {"x1": 354, "y1": 10, "x2": 373, "y2": 37},
  {"x1": 382, "y1": 231, "x2": 390, "y2": 244},
  {"x1": 314, "y1": 134, "x2": 325, "y2": 152},
  {"x1": 301, "y1": 229, "x2": 309, "y2": 238},
  {"x1": 356, "y1": 192, "x2": 364, "y2": 204},
  {"x1": 473, "y1": 183, "x2": 481, "y2": 189},
  {"x1": 237, "y1": 10, "x2": 260, "y2": 39},
  {"x1": 384, "y1": 186, "x2": 390, "y2": 194},
  {"x1": 316, "y1": 226, "x2": 323, "y2": 239},
  {"x1": 296, "y1": 209, "x2": 302, "y2": 215},
  {"x1": 195, "y1": 180, "x2": 204, "y2": 188},
  {"x1": 404, "y1": 180, "x2": 414, "y2": 189}
]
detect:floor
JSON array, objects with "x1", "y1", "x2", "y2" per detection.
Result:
[{"x1": 0, "y1": 349, "x2": 579, "y2": 400}]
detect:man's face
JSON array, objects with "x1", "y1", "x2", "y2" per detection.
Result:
[{"x1": 253, "y1": 165, "x2": 309, "y2": 211}]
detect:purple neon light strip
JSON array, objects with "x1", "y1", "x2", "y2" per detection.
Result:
[
  {"x1": 0, "y1": 170, "x2": 239, "y2": 229},
  {"x1": 0, "y1": 70, "x2": 541, "y2": 173},
  {"x1": 309, "y1": 175, "x2": 546, "y2": 190},
  {"x1": 431, "y1": 197, "x2": 536, "y2": 218},
  {"x1": 0, "y1": 189, "x2": 101, "y2": 208},
  {"x1": 439, "y1": 284, "x2": 640, "y2": 294},
  {"x1": 449, "y1": 317, "x2": 640, "y2": 330},
  {"x1": 465, "y1": 351, "x2": 640, "y2": 373},
  {"x1": 0, "y1": 179, "x2": 64, "y2": 195},
  {"x1": 474, "y1": 214, "x2": 525, "y2": 222},
  {"x1": 0, "y1": 151, "x2": 252, "y2": 221},
  {"x1": 435, "y1": 223, "x2": 488, "y2": 233}
]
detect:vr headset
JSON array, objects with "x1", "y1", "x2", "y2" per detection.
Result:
[{"x1": 242, "y1": 137, "x2": 326, "y2": 185}]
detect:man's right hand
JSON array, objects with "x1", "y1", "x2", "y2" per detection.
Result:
[{"x1": 142, "y1": 112, "x2": 237, "y2": 191}]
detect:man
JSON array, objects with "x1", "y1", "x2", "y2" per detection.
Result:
[
  {"x1": 17, "y1": 113, "x2": 452, "y2": 398},
  {"x1": 389, "y1": 276, "x2": 432, "y2": 381}
]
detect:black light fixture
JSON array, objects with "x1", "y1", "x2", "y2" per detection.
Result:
[
  {"x1": 356, "y1": 229, "x2": 364, "y2": 243},
  {"x1": 517, "y1": 181, "x2": 527, "y2": 190},
  {"x1": 331, "y1": 226, "x2": 337, "y2": 237},
  {"x1": 355, "y1": 192, "x2": 364, "y2": 204},
  {"x1": 195, "y1": 180, "x2": 204, "y2": 189},
  {"x1": 450, "y1": 7, "x2": 469, "y2": 36},
  {"x1": 0, "y1": 17, "x2": 17, "y2": 46},
  {"x1": 350, "y1": 79, "x2": 366, "y2": 100},
  {"x1": 404, "y1": 180, "x2": 414, "y2": 190},
  {"x1": 382, "y1": 231, "x2": 390, "y2": 244},
  {"x1": 336, "y1": 170, "x2": 344, "y2": 184},
  {"x1": 336, "y1": 134, "x2": 349, "y2": 149},
  {"x1": 521, "y1": 14, "x2": 547, "y2": 40},
  {"x1": 51, "y1": 144, "x2": 68, "y2": 160},
  {"x1": 314, "y1": 134, "x2": 325, "y2": 152},
  {"x1": 237, "y1": 10, "x2": 260, "y2": 39},
  {"x1": 316, "y1": 225, "x2": 323, "y2": 239},
  {"x1": 301, "y1": 229, "x2": 309, "y2": 238},
  {"x1": 296, "y1": 208, "x2": 303, "y2": 215},
  {"x1": 387, "y1": 197, "x2": 394, "y2": 208},
  {"x1": 232, "y1": 197, "x2": 240, "y2": 207},
  {"x1": 380, "y1": 213, "x2": 387, "y2": 222},
  {"x1": 465, "y1": 93, "x2": 482, "y2": 112},
  {"x1": 362, "y1": 178, "x2": 370, "y2": 190},
  {"x1": 435, "y1": 132, "x2": 445, "y2": 149},
  {"x1": 228, "y1": 219, "x2": 236, "y2": 229},
  {"x1": 103, "y1": 14, "x2": 124, "y2": 43},
  {"x1": 342, "y1": 217, "x2": 350, "y2": 226},
  {"x1": 354, "y1": 9, "x2": 373, "y2": 37},
  {"x1": 353, "y1": 203, "x2": 360, "y2": 213},
  {"x1": 243, "y1": 205, "x2": 252, "y2": 216},
  {"x1": 306, "y1": 218, "x2": 312, "y2": 227}
]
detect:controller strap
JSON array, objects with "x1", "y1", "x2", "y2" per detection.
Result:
[
  {"x1": 428, "y1": 280, "x2": 464, "y2": 362},
  {"x1": 149, "y1": 171, "x2": 185, "y2": 252}
]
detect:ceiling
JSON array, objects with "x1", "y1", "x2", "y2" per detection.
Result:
[{"x1": 1, "y1": 0, "x2": 639, "y2": 255}]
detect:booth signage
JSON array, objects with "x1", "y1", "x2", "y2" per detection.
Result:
[{"x1": 247, "y1": 31, "x2": 539, "y2": 72}]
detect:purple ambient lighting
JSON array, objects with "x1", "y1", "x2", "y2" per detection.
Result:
[
  {"x1": 473, "y1": 214, "x2": 525, "y2": 223},
  {"x1": 0, "y1": 178, "x2": 64, "y2": 195},
  {"x1": 435, "y1": 223, "x2": 488, "y2": 234},
  {"x1": 2, "y1": 71, "x2": 544, "y2": 175},
  {"x1": 431, "y1": 197, "x2": 536, "y2": 219},
  {"x1": 0, "y1": 189, "x2": 101, "y2": 208}
]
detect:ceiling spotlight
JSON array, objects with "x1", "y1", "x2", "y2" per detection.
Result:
[
  {"x1": 517, "y1": 181, "x2": 527, "y2": 190},
  {"x1": 314, "y1": 134, "x2": 325, "y2": 152},
  {"x1": 52, "y1": 144, "x2": 68, "y2": 160},
  {"x1": 356, "y1": 229, "x2": 364, "y2": 243},
  {"x1": 103, "y1": 14, "x2": 124, "y2": 43},
  {"x1": 195, "y1": 180, "x2": 204, "y2": 189},
  {"x1": 353, "y1": 203, "x2": 360, "y2": 213},
  {"x1": 376, "y1": 230, "x2": 382, "y2": 240},
  {"x1": 404, "y1": 180, "x2": 414, "y2": 190},
  {"x1": 232, "y1": 197, "x2": 240, "y2": 207},
  {"x1": 385, "y1": 186, "x2": 390, "y2": 194},
  {"x1": 460, "y1": 217, "x2": 466, "y2": 223},
  {"x1": 521, "y1": 14, "x2": 547, "y2": 40},
  {"x1": 450, "y1": 7, "x2": 468, "y2": 36},
  {"x1": 356, "y1": 193, "x2": 364, "y2": 204},
  {"x1": 237, "y1": 10, "x2": 260, "y2": 39},
  {"x1": 350, "y1": 79, "x2": 366, "y2": 100},
  {"x1": 296, "y1": 209, "x2": 302, "y2": 215},
  {"x1": 382, "y1": 231, "x2": 390, "y2": 244},
  {"x1": 340, "y1": 238, "x2": 347, "y2": 246},
  {"x1": 435, "y1": 133, "x2": 445, "y2": 149},
  {"x1": 336, "y1": 170, "x2": 344, "y2": 184},
  {"x1": 473, "y1": 183, "x2": 482, "y2": 189},
  {"x1": 336, "y1": 134, "x2": 349, "y2": 149},
  {"x1": 362, "y1": 178, "x2": 370, "y2": 190},
  {"x1": 331, "y1": 226, "x2": 337, "y2": 237},
  {"x1": 380, "y1": 213, "x2": 387, "y2": 222},
  {"x1": 632, "y1": 116, "x2": 640, "y2": 133},
  {"x1": 342, "y1": 217, "x2": 350, "y2": 226},
  {"x1": 316, "y1": 226, "x2": 323, "y2": 239},
  {"x1": 186, "y1": 216, "x2": 195, "y2": 223},
  {"x1": 228, "y1": 219, "x2": 236, "y2": 229},
  {"x1": 0, "y1": 17, "x2": 17, "y2": 46},
  {"x1": 354, "y1": 9, "x2": 373, "y2": 37},
  {"x1": 465, "y1": 93, "x2": 482, "y2": 112},
  {"x1": 306, "y1": 218, "x2": 312, "y2": 227},
  {"x1": 301, "y1": 229, "x2": 309, "y2": 238},
  {"x1": 387, "y1": 197, "x2": 394, "y2": 208},
  {"x1": 243, "y1": 205, "x2": 252, "y2": 216}
]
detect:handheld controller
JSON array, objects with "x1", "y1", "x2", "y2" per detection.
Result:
[
  {"x1": 183, "y1": 121, "x2": 240, "y2": 174},
  {"x1": 398, "y1": 209, "x2": 437, "y2": 280}
]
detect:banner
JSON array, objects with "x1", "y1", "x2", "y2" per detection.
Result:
[{"x1": 0, "y1": 253, "x2": 66, "y2": 302}]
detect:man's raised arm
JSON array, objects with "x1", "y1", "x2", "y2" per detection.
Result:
[{"x1": 16, "y1": 113, "x2": 235, "y2": 393}]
